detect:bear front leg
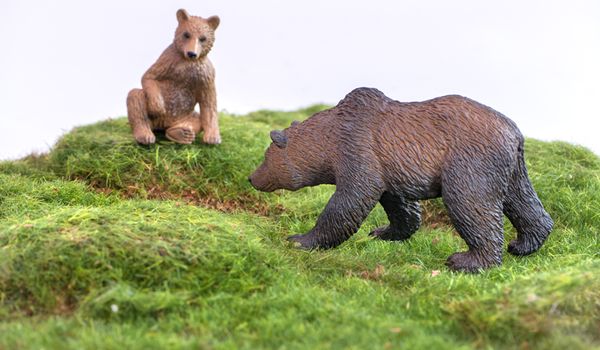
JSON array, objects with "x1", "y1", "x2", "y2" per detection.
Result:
[
  {"x1": 369, "y1": 192, "x2": 421, "y2": 241},
  {"x1": 288, "y1": 186, "x2": 382, "y2": 249},
  {"x1": 127, "y1": 88, "x2": 156, "y2": 145},
  {"x1": 198, "y1": 79, "x2": 221, "y2": 144}
]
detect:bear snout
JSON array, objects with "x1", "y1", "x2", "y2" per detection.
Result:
[
  {"x1": 186, "y1": 51, "x2": 198, "y2": 59},
  {"x1": 248, "y1": 173, "x2": 265, "y2": 191},
  {"x1": 248, "y1": 167, "x2": 276, "y2": 192},
  {"x1": 248, "y1": 173, "x2": 259, "y2": 190}
]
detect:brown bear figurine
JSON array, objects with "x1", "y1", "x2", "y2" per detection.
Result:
[
  {"x1": 127, "y1": 9, "x2": 221, "y2": 145},
  {"x1": 249, "y1": 88, "x2": 553, "y2": 273}
]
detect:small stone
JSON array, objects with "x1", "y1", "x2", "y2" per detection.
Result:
[{"x1": 526, "y1": 293, "x2": 539, "y2": 303}]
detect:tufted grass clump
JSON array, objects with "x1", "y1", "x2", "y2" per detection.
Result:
[{"x1": 0, "y1": 106, "x2": 598, "y2": 349}]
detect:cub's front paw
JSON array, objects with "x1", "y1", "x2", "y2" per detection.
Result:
[
  {"x1": 147, "y1": 96, "x2": 166, "y2": 115},
  {"x1": 287, "y1": 233, "x2": 319, "y2": 250}
]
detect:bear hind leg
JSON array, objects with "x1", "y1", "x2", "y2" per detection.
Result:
[
  {"x1": 127, "y1": 89, "x2": 156, "y2": 145},
  {"x1": 504, "y1": 156, "x2": 553, "y2": 256},
  {"x1": 370, "y1": 192, "x2": 421, "y2": 241}
]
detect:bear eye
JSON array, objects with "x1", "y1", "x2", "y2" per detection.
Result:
[
  {"x1": 183, "y1": 32, "x2": 191, "y2": 39},
  {"x1": 199, "y1": 36, "x2": 207, "y2": 43}
]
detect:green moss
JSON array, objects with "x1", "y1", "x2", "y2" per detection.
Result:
[
  {"x1": 0, "y1": 202, "x2": 282, "y2": 316},
  {"x1": 0, "y1": 106, "x2": 598, "y2": 349}
]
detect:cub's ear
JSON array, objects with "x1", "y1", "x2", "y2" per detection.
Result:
[
  {"x1": 207, "y1": 15, "x2": 220, "y2": 30},
  {"x1": 176, "y1": 9, "x2": 190, "y2": 23},
  {"x1": 270, "y1": 130, "x2": 288, "y2": 148},
  {"x1": 291, "y1": 120, "x2": 300, "y2": 127}
]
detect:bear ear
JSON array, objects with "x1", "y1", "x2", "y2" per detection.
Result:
[
  {"x1": 270, "y1": 130, "x2": 288, "y2": 148},
  {"x1": 176, "y1": 9, "x2": 190, "y2": 23},
  {"x1": 291, "y1": 120, "x2": 300, "y2": 127},
  {"x1": 207, "y1": 15, "x2": 220, "y2": 30}
]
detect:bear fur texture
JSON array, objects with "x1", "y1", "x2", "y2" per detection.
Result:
[
  {"x1": 249, "y1": 88, "x2": 554, "y2": 273},
  {"x1": 127, "y1": 9, "x2": 221, "y2": 145}
]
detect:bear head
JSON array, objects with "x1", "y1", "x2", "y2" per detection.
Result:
[
  {"x1": 249, "y1": 121, "x2": 314, "y2": 192},
  {"x1": 173, "y1": 9, "x2": 220, "y2": 60}
]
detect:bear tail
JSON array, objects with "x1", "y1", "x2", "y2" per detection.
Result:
[{"x1": 503, "y1": 139, "x2": 554, "y2": 256}]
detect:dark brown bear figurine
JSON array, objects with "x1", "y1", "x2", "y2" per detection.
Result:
[{"x1": 249, "y1": 88, "x2": 553, "y2": 273}]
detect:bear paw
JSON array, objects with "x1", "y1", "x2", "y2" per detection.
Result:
[
  {"x1": 166, "y1": 126, "x2": 196, "y2": 144},
  {"x1": 147, "y1": 95, "x2": 166, "y2": 115},
  {"x1": 202, "y1": 130, "x2": 222, "y2": 145},
  {"x1": 507, "y1": 238, "x2": 540, "y2": 256},
  {"x1": 287, "y1": 233, "x2": 319, "y2": 250},
  {"x1": 445, "y1": 251, "x2": 501, "y2": 273},
  {"x1": 134, "y1": 131, "x2": 156, "y2": 145},
  {"x1": 369, "y1": 225, "x2": 412, "y2": 241}
]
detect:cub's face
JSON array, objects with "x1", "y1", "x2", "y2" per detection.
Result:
[
  {"x1": 174, "y1": 9, "x2": 219, "y2": 60},
  {"x1": 249, "y1": 130, "x2": 302, "y2": 192}
]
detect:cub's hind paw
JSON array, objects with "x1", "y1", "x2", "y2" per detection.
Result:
[{"x1": 166, "y1": 126, "x2": 196, "y2": 144}]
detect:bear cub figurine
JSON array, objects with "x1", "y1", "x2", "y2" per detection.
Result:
[
  {"x1": 249, "y1": 87, "x2": 554, "y2": 273},
  {"x1": 127, "y1": 9, "x2": 221, "y2": 145}
]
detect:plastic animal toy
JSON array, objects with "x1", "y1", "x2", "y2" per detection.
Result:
[
  {"x1": 127, "y1": 9, "x2": 221, "y2": 145},
  {"x1": 249, "y1": 87, "x2": 553, "y2": 272}
]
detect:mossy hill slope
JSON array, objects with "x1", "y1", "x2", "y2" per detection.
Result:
[{"x1": 0, "y1": 107, "x2": 598, "y2": 349}]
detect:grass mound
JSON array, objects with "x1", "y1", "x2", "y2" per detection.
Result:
[
  {"x1": 46, "y1": 115, "x2": 276, "y2": 213},
  {"x1": 0, "y1": 106, "x2": 598, "y2": 349},
  {"x1": 0, "y1": 174, "x2": 283, "y2": 319}
]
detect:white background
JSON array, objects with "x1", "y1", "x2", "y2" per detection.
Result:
[{"x1": 1, "y1": 0, "x2": 599, "y2": 159}]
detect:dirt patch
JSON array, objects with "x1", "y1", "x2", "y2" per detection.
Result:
[
  {"x1": 87, "y1": 177, "x2": 450, "y2": 228},
  {"x1": 420, "y1": 200, "x2": 453, "y2": 229},
  {"x1": 89, "y1": 180, "x2": 283, "y2": 217},
  {"x1": 360, "y1": 264, "x2": 386, "y2": 281}
]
